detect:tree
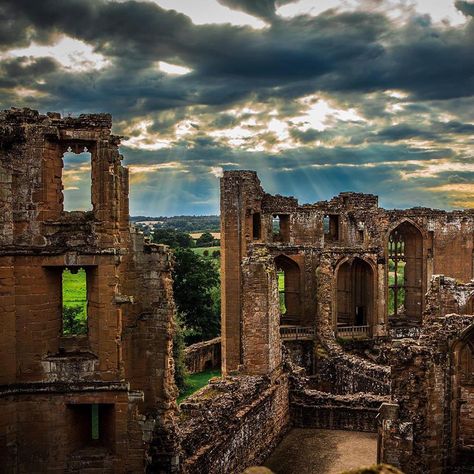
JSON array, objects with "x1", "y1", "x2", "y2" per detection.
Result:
[
  {"x1": 196, "y1": 232, "x2": 216, "y2": 247},
  {"x1": 63, "y1": 305, "x2": 87, "y2": 335},
  {"x1": 173, "y1": 316, "x2": 189, "y2": 395},
  {"x1": 152, "y1": 228, "x2": 193, "y2": 248},
  {"x1": 172, "y1": 248, "x2": 220, "y2": 344}
]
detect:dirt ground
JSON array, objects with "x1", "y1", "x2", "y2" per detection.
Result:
[{"x1": 264, "y1": 428, "x2": 378, "y2": 474}]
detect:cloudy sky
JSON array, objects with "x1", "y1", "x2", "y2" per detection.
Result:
[{"x1": 1, "y1": 0, "x2": 473, "y2": 215}]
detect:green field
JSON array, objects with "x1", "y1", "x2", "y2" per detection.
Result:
[
  {"x1": 191, "y1": 246, "x2": 220, "y2": 257},
  {"x1": 62, "y1": 269, "x2": 87, "y2": 334},
  {"x1": 177, "y1": 369, "x2": 221, "y2": 404}
]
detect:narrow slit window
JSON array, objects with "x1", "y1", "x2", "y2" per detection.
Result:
[
  {"x1": 62, "y1": 147, "x2": 92, "y2": 211},
  {"x1": 67, "y1": 404, "x2": 115, "y2": 450},
  {"x1": 91, "y1": 404, "x2": 99, "y2": 440},
  {"x1": 273, "y1": 215, "x2": 281, "y2": 235},
  {"x1": 273, "y1": 214, "x2": 290, "y2": 242},
  {"x1": 388, "y1": 230, "x2": 406, "y2": 317},
  {"x1": 62, "y1": 267, "x2": 88, "y2": 335},
  {"x1": 277, "y1": 270, "x2": 287, "y2": 315},
  {"x1": 252, "y1": 212, "x2": 261, "y2": 240}
]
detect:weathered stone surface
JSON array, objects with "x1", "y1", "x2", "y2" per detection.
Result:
[
  {"x1": 218, "y1": 170, "x2": 474, "y2": 474},
  {"x1": 177, "y1": 373, "x2": 290, "y2": 474},
  {"x1": 0, "y1": 108, "x2": 177, "y2": 473}
]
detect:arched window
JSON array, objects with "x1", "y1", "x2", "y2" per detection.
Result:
[
  {"x1": 336, "y1": 258, "x2": 373, "y2": 329},
  {"x1": 275, "y1": 255, "x2": 300, "y2": 324},
  {"x1": 388, "y1": 221, "x2": 423, "y2": 320}
]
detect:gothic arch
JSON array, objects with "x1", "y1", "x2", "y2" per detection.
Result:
[
  {"x1": 335, "y1": 257, "x2": 374, "y2": 331},
  {"x1": 387, "y1": 220, "x2": 424, "y2": 321}
]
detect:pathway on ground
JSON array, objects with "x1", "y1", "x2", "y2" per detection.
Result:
[{"x1": 264, "y1": 428, "x2": 377, "y2": 474}]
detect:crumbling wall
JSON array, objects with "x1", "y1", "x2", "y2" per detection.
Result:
[
  {"x1": 378, "y1": 300, "x2": 474, "y2": 472},
  {"x1": 312, "y1": 341, "x2": 390, "y2": 396},
  {"x1": 291, "y1": 390, "x2": 388, "y2": 432},
  {"x1": 177, "y1": 373, "x2": 290, "y2": 474},
  {"x1": 0, "y1": 108, "x2": 176, "y2": 473},
  {"x1": 184, "y1": 337, "x2": 221, "y2": 374}
]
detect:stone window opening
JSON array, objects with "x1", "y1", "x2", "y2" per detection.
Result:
[
  {"x1": 336, "y1": 258, "x2": 373, "y2": 333},
  {"x1": 277, "y1": 269, "x2": 287, "y2": 315},
  {"x1": 324, "y1": 214, "x2": 339, "y2": 241},
  {"x1": 272, "y1": 214, "x2": 290, "y2": 243},
  {"x1": 388, "y1": 221, "x2": 423, "y2": 321},
  {"x1": 62, "y1": 146, "x2": 92, "y2": 212},
  {"x1": 275, "y1": 255, "x2": 300, "y2": 324},
  {"x1": 67, "y1": 404, "x2": 115, "y2": 451},
  {"x1": 252, "y1": 212, "x2": 261, "y2": 240},
  {"x1": 62, "y1": 267, "x2": 88, "y2": 336}
]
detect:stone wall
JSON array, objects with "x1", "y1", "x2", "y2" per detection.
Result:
[
  {"x1": 220, "y1": 170, "x2": 474, "y2": 373},
  {"x1": 379, "y1": 310, "x2": 474, "y2": 473},
  {"x1": 184, "y1": 337, "x2": 221, "y2": 374},
  {"x1": 291, "y1": 389, "x2": 388, "y2": 432},
  {"x1": 177, "y1": 373, "x2": 290, "y2": 474},
  {"x1": 0, "y1": 108, "x2": 177, "y2": 473}
]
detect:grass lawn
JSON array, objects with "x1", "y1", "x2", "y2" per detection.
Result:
[
  {"x1": 177, "y1": 369, "x2": 221, "y2": 404},
  {"x1": 62, "y1": 268, "x2": 87, "y2": 319}
]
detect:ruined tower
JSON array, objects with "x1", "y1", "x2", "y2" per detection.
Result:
[{"x1": 0, "y1": 108, "x2": 176, "y2": 473}]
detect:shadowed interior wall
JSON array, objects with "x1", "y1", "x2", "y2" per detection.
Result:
[{"x1": 336, "y1": 258, "x2": 373, "y2": 327}]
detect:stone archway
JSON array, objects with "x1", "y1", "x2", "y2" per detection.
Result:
[
  {"x1": 387, "y1": 221, "x2": 423, "y2": 322},
  {"x1": 336, "y1": 257, "x2": 374, "y2": 336},
  {"x1": 275, "y1": 255, "x2": 301, "y2": 325}
]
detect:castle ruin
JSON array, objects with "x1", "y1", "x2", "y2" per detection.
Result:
[{"x1": 1, "y1": 110, "x2": 473, "y2": 473}]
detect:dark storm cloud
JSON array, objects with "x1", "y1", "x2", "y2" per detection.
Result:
[
  {"x1": 368, "y1": 121, "x2": 474, "y2": 143},
  {"x1": 1, "y1": 0, "x2": 474, "y2": 107},
  {"x1": 455, "y1": 1, "x2": 474, "y2": 16},
  {"x1": 217, "y1": 0, "x2": 297, "y2": 20}
]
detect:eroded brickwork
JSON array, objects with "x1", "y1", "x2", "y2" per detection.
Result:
[
  {"x1": 178, "y1": 372, "x2": 290, "y2": 474},
  {"x1": 0, "y1": 108, "x2": 176, "y2": 473},
  {"x1": 378, "y1": 277, "x2": 474, "y2": 473},
  {"x1": 218, "y1": 170, "x2": 474, "y2": 473}
]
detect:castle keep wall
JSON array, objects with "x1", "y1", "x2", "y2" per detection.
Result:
[{"x1": 0, "y1": 108, "x2": 176, "y2": 473}]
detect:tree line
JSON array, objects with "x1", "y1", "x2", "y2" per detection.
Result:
[{"x1": 151, "y1": 228, "x2": 221, "y2": 395}]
